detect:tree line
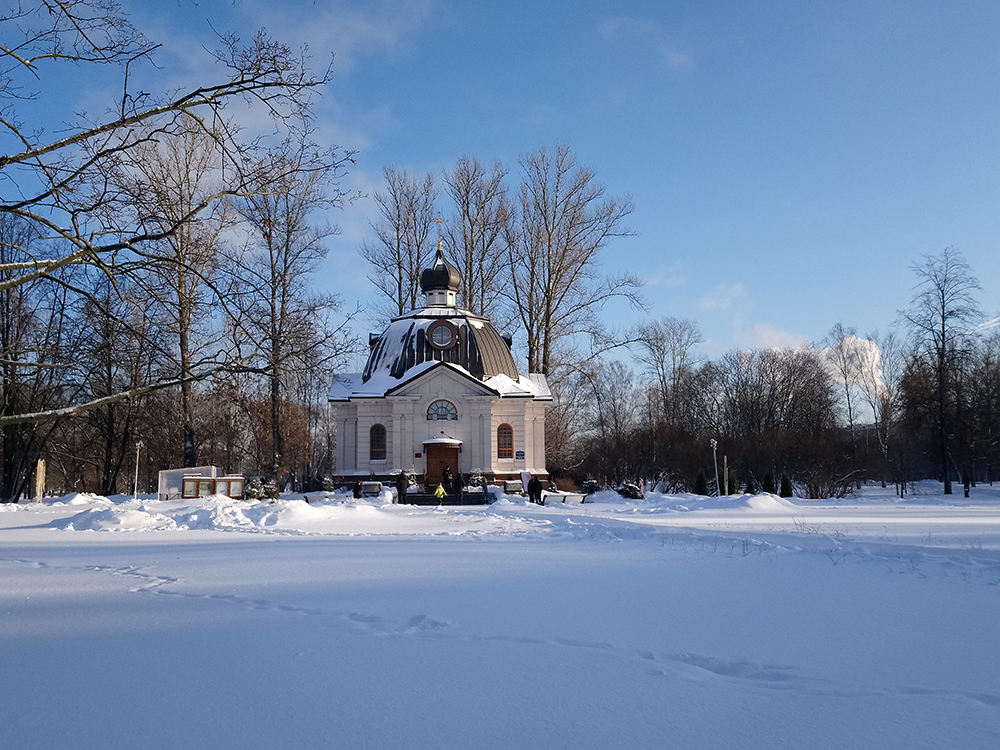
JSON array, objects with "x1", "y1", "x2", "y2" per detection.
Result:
[{"x1": 553, "y1": 248, "x2": 1000, "y2": 497}]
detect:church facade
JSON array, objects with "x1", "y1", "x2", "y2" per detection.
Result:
[{"x1": 328, "y1": 248, "x2": 550, "y2": 488}]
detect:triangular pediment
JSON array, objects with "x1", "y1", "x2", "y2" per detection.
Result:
[{"x1": 387, "y1": 361, "x2": 499, "y2": 398}]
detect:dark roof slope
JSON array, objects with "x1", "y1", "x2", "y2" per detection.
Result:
[{"x1": 362, "y1": 311, "x2": 518, "y2": 383}]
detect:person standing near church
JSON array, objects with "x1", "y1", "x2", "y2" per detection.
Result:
[
  {"x1": 527, "y1": 475, "x2": 543, "y2": 504},
  {"x1": 395, "y1": 471, "x2": 408, "y2": 503}
]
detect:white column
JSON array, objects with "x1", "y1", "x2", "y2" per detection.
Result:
[{"x1": 352, "y1": 418, "x2": 358, "y2": 471}]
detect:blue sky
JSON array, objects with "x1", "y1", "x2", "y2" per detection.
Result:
[{"x1": 121, "y1": 1, "x2": 1000, "y2": 356}]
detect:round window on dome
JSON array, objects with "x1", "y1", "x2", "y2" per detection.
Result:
[{"x1": 427, "y1": 320, "x2": 457, "y2": 350}]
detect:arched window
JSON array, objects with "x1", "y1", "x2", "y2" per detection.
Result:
[
  {"x1": 370, "y1": 424, "x2": 387, "y2": 461},
  {"x1": 497, "y1": 423, "x2": 513, "y2": 459},
  {"x1": 427, "y1": 400, "x2": 458, "y2": 421}
]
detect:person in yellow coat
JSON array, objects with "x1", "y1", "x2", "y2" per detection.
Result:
[{"x1": 434, "y1": 483, "x2": 447, "y2": 500}]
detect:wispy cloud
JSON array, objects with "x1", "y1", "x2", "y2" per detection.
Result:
[
  {"x1": 598, "y1": 17, "x2": 693, "y2": 71},
  {"x1": 699, "y1": 283, "x2": 746, "y2": 312},
  {"x1": 644, "y1": 262, "x2": 686, "y2": 289},
  {"x1": 242, "y1": 0, "x2": 438, "y2": 73}
]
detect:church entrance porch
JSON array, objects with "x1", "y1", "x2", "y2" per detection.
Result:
[{"x1": 424, "y1": 441, "x2": 460, "y2": 488}]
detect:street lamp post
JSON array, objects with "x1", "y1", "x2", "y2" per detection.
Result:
[
  {"x1": 133, "y1": 440, "x2": 143, "y2": 501},
  {"x1": 710, "y1": 438, "x2": 720, "y2": 497}
]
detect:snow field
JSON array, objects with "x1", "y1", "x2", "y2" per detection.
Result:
[{"x1": 2, "y1": 484, "x2": 999, "y2": 749}]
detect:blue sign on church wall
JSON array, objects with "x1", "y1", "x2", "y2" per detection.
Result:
[{"x1": 515, "y1": 451, "x2": 525, "y2": 459}]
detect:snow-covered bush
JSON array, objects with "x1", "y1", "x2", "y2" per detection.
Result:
[
  {"x1": 322, "y1": 476, "x2": 337, "y2": 492},
  {"x1": 245, "y1": 478, "x2": 265, "y2": 500},
  {"x1": 468, "y1": 469, "x2": 487, "y2": 488},
  {"x1": 581, "y1": 479, "x2": 601, "y2": 495},
  {"x1": 246, "y1": 478, "x2": 279, "y2": 501},
  {"x1": 616, "y1": 482, "x2": 643, "y2": 500}
]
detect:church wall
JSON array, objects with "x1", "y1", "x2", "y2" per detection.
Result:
[{"x1": 331, "y1": 368, "x2": 548, "y2": 488}]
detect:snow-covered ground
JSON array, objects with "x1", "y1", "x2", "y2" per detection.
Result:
[{"x1": 3, "y1": 482, "x2": 999, "y2": 749}]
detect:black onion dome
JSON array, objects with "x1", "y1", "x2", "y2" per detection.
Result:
[
  {"x1": 419, "y1": 246, "x2": 462, "y2": 294},
  {"x1": 362, "y1": 312, "x2": 518, "y2": 383}
]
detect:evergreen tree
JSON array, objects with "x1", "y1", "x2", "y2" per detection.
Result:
[
  {"x1": 763, "y1": 472, "x2": 776, "y2": 494},
  {"x1": 779, "y1": 473, "x2": 795, "y2": 498},
  {"x1": 694, "y1": 470, "x2": 708, "y2": 496}
]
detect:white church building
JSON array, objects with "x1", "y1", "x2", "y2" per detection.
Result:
[{"x1": 328, "y1": 248, "x2": 551, "y2": 489}]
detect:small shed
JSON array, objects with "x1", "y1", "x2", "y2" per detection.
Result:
[{"x1": 157, "y1": 466, "x2": 245, "y2": 501}]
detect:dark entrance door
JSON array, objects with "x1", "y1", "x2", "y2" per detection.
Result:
[{"x1": 425, "y1": 444, "x2": 460, "y2": 487}]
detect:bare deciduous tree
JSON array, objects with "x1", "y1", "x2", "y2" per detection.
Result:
[
  {"x1": 360, "y1": 166, "x2": 438, "y2": 321},
  {"x1": 125, "y1": 120, "x2": 230, "y2": 466},
  {"x1": 231, "y1": 136, "x2": 356, "y2": 480},
  {"x1": 443, "y1": 156, "x2": 511, "y2": 318},
  {"x1": 0, "y1": 215, "x2": 80, "y2": 500},
  {"x1": 635, "y1": 317, "x2": 703, "y2": 428},
  {"x1": 824, "y1": 322, "x2": 864, "y2": 450},
  {"x1": 901, "y1": 247, "x2": 981, "y2": 493},
  {"x1": 507, "y1": 145, "x2": 639, "y2": 376}
]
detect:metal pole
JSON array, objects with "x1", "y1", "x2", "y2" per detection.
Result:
[
  {"x1": 710, "y1": 439, "x2": 720, "y2": 497},
  {"x1": 133, "y1": 441, "x2": 143, "y2": 501}
]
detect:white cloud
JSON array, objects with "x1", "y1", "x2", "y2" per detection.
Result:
[
  {"x1": 598, "y1": 17, "x2": 693, "y2": 71},
  {"x1": 819, "y1": 334, "x2": 887, "y2": 398},
  {"x1": 740, "y1": 323, "x2": 812, "y2": 351},
  {"x1": 699, "y1": 283, "x2": 747, "y2": 311}
]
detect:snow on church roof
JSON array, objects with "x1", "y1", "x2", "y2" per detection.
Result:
[
  {"x1": 328, "y1": 360, "x2": 551, "y2": 402},
  {"x1": 362, "y1": 306, "x2": 519, "y2": 383}
]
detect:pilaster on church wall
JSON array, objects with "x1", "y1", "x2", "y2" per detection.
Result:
[
  {"x1": 388, "y1": 395, "x2": 420, "y2": 475},
  {"x1": 333, "y1": 402, "x2": 358, "y2": 472},
  {"x1": 529, "y1": 401, "x2": 546, "y2": 473},
  {"x1": 465, "y1": 396, "x2": 493, "y2": 477}
]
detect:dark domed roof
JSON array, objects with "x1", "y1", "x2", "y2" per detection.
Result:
[
  {"x1": 362, "y1": 245, "x2": 517, "y2": 383},
  {"x1": 420, "y1": 247, "x2": 461, "y2": 294},
  {"x1": 362, "y1": 312, "x2": 518, "y2": 383}
]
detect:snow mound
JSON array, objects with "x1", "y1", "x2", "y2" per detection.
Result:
[
  {"x1": 54, "y1": 492, "x2": 114, "y2": 506},
  {"x1": 744, "y1": 494, "x2": 799, "y2": 513},
  {"x1": 582, "y1": 491, "x2": 801, "y2": 514},
  {"x1": 57, "y1": 507, "x2": 177, "y2": 531}
]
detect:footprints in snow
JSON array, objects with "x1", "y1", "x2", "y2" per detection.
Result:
[{"x1": 6, "y1": 556, "x2": 1000, "y2": 710}]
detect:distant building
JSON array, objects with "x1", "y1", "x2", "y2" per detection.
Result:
[{"x1": 328, "y1": 247, "x2": 550, "y2": 488}]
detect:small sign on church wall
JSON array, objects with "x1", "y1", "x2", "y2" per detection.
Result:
[{"x1": 515, "y1": 451, "x2": 525, "y2": 459}]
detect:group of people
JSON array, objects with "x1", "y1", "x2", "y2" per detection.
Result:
[
  {"x1": 434, "y1": 466, "x2": 459, "y2": 499},
  {"x1": 352, "y1": 469, "x2": 546, "y2": 503}
]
